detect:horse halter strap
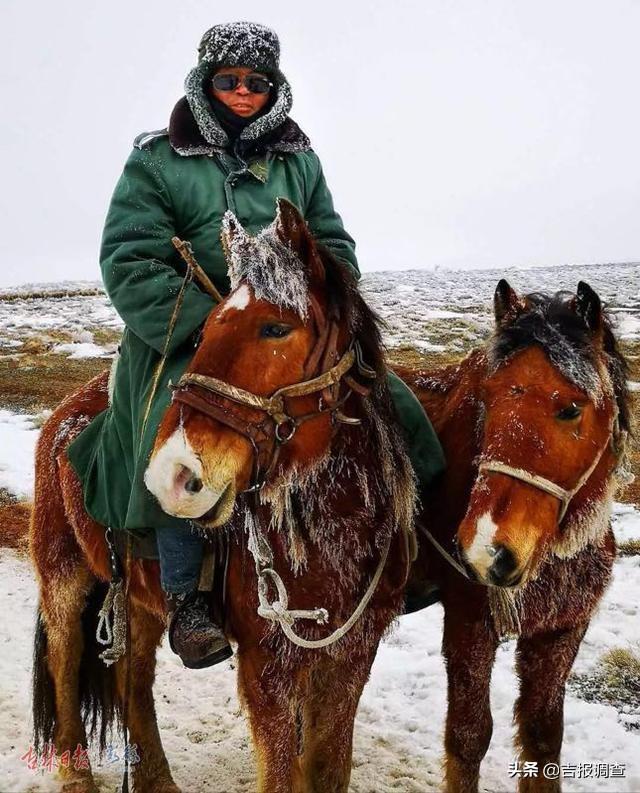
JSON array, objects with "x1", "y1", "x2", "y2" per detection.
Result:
[
  {"x1": 169, "y1": 294, "x2": 375, "y2": 490},
  {"x1": 478, "y1": 428, "x2": 613, "y2": 524},
  {"x1": 421, "y1": 430, "x2": 614, "y2": 585}
]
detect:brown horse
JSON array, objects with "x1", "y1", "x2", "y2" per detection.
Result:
[
  {"x1": 30, "y1": 199, "x2": 416, "y2": 793},
  {"x1": 400, "y1": 279, "x2": 631, "y2": 792}
]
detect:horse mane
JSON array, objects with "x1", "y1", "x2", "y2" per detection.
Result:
[
  {"x1": 255, "y1": 243, "x2": 417, "y2": 580},
  {"x1": 315, "y1": 243, "x2": 407, "y2": 440},
  {"x1": 490, "y1": 291, "x2": 631, "y2": 438},
  {"x1": 316, "y1": 243, "x2": 387, "y2": 376}
]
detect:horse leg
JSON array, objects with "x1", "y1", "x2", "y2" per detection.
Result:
[
  {"x1": 442, "y1": 602, "x2": 498, "y2": 793},
  {"x1": 114, "y1": 601, "x2": 178, "y2": 793},
  {"x1": 237, "y1": 648, "x2": 305, "y2": 793},
  {"x1": 36, "y1": 565, "x2": 99, "y2": 793},
  {"x1": 514, "y1": 624, "x2": 588, "y2": 793},
  {"x1": 297, "y1": 652, "x2": 375, "y2": 793}
]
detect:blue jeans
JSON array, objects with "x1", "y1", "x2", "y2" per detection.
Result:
[{"x1": 155, "y1": 525, "x2": 204, "y2": 594}]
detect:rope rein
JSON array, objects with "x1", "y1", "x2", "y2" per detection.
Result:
[{"x1": 246, "y1": 499, "x2": 393, "y2": 650}]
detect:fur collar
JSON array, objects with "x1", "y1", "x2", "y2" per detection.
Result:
[{"x1": 168, "y1": 96, "x2": 311, "y2": 158}]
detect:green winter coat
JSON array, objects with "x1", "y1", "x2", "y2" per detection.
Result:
[{"x1": 67, "y1": 100, "x2": 444, "y2": 536}]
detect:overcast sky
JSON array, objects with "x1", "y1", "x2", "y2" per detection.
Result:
[{"x1": 2, "y1": 0, "x2": 639, "y2": 287}]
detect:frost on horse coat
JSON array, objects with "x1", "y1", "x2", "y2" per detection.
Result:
[
  {"x1": 30, "y1": 201, "x2": 417, "y2": 793},
  {"x1": 401, "y1": 281, "x2": 631, "y2": 793}
]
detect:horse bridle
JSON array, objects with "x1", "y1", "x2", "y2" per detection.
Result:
[
  {"x1": 169, "y1": 293, "x2": 377, "y2": 492},
  {"x1": 423, "y1": 413, "x2": 617, "y2": 582},
  {"x1": 479, "y1": 405, "x2": 618, "y2": 524},
  {"x1": 478, "y1": 439, "x2": 611, "y2": 524}
]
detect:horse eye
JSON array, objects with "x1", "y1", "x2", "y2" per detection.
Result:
[
  {"x1": 556, "y1": 403, "x2": 583, "y2": 421},
  {"x1": 260, "y1": 323, "x2": 292, "y2": 339}
]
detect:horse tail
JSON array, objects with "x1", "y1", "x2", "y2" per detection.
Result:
[
  {"x1": 32, "y1": 582, "x2": 120, "y2": 755},
  {"x1": 32, "y1": 608, "x2": 55, "y2": 753}
]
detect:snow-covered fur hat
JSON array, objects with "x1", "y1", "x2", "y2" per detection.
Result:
[{"x1": 184, "y1": 21, "x2": 292, "y2": 147}]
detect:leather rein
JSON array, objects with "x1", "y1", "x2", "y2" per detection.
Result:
[{"x1": 169, "y1": 293, "x2": 377, "y2": 492}]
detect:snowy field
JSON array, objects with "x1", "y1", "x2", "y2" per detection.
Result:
[{"x1": 0, "y1": 262, "x2": 638, "y2": 792}]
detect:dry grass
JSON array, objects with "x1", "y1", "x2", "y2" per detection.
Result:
[
  {"x1": 569, "y1": 647, "x2": 640, "y2": 719},
  {"x1": 620, "y1": 340, "x2": 640, "y2": 505},
  {"x1": 92, "y1": 327, "x2": 122, "y2": 347},
  {"x1": 618, "y1": 539, "x2": 640, "y2": 556},
  {"x1": 0, "y1": 488, "x2": 30, "y2": 555},
  {"x1": 0, "y1": 351, "x2": 109, "y2": 413},
  {"x1": 386, "y1": 345, "x2": 461, "y2": 371}
]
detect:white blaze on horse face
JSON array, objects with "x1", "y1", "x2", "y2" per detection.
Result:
[
  {"x1": 144, "y1": 427, "x2": 225, "y2": 519},
  {"x1": 464, "y1": 511, "x2": 499, "y2": 578},
  {"x1": 218, "y1": 283, "x2": 252, "y2": 316}
]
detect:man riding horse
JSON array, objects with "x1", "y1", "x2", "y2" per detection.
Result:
[{"x1": 67, "y1": 21, "x2": 445, "y2": 668}]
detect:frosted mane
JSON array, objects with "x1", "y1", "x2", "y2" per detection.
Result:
[{"x1": 222, "y1": 211, "x2": 309, "y2": 320}]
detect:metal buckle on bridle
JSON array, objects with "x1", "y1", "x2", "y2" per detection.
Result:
[{"x1": 274, "y1": 417, "x2": 297, "y2": 444}]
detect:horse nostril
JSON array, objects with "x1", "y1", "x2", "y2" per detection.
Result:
[
  {"x1": 185, "y1": 475, "x2": 203, "y2": 494},
  {"x1": 488, "y1": 544, "x2": 518, "y2": 585}
]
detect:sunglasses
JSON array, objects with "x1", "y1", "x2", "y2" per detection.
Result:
[{"x1": 211, "y1": 73, "x2": 273, "y2": 95}]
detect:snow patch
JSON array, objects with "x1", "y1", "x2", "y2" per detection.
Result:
[
  {"x1": 0, "y1": 410, "x2": 39, "y2": 497},
  {"x1": 612, "y1": 501, "x2": 640, "y2": 544},
  {"x1": 52, "y1": 342, "x2": 113, "y2": 359}
]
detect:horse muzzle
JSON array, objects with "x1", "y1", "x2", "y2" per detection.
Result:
[
  {"x1": 144, "y1": 428, "x2": 237, "y2": 527},
  {"x1": 458, "y1": 510, "x2": 539, "y2": 588},
  {"x1": 462, "y1": 540, "x2": 532, "y2": 588}
]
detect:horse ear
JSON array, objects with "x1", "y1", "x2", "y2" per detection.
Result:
[
  {"x1": 494, "y1": 279, "x2": 522, "y2": 325},
  {"x1": 220, "y1": 211, "x2": 248, "y2": 261},
  {"x1": 274, "y1": 197, "x2": 305, "y2": 241},
  {"x1": 575, "y1": 281, "x2": 602, "y2": 331},
  {"x1": 273, "y1": 197, "x2": 325, "y2": 284}
]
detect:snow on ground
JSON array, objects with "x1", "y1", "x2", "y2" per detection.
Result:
[
  {"x1": 1, "y1": 263, "x2": 639, "y2": 791},
  {"x1": 0, "y1": 284, "x2": 122, "y2": 358},
  {"x1": 0, "y1": 418, "x2": 638, "y2": 791},
  {"x1": 0, "y1": 295, "x2": 120, "y2": 336},
  {"x1": 0, "y1": 261, "x2": 637, "y2": 359},
  {"x1": 0, "y1": 410, "x2": 39, "y2": 498},
  {"x1": 362, "y1": 261, "x2": 640, "y2": 352},
  {"x1": 51, "y1": 341, "x2": 113, "y2": 359},
  {"x1": 1, "y1": 527, "x2": 639, "y2": 793},
  {"x1": 612, "y1": 502, "x2": 640, "y2": 544}
]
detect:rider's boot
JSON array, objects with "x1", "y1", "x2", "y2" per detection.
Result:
[{"x1": 166, "y1": 590, "x2": 232, "y2": 669}]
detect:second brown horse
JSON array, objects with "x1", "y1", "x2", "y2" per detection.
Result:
[{"x1": 400, "y1": 279, "x2": 630, "y2": 792}]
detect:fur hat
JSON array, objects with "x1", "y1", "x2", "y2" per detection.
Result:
[{"x1": 184, "y1": 21, "x2": 292, "y2": 148}]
